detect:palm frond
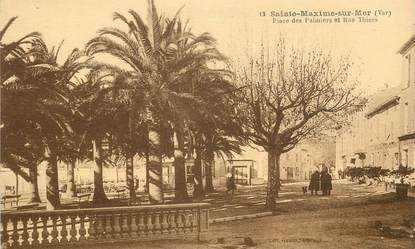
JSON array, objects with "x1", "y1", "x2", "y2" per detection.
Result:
[{"x1": 0, "y1": 16, "x2": 18, "y2": 41}]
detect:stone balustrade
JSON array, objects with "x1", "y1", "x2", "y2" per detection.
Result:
[{"x1": 1, "y1": 203, "x2": 210, "y2": 248}]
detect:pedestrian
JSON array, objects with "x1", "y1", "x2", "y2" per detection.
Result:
[
  {"x1": 134, "y1": 177, "x2": 140, "y2": 191},
  {"x1": 309, "y1": 170, "x2": 320, "y2": 195},
  {"x1": 226, "y1": 172, "x2": 236, "y2": 195},
  {"x1": 321, "y1": 168, "x2": 333, "y2": 196}
]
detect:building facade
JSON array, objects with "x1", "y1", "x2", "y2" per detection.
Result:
[
  {"x1": 336, "y1": 34, "x2": 415, "y2": 170},
  {"x1": 210, "y1": 136, "x2": 336, "y2": 187},
  {"x1": 398, "y1": 34, "x2": 415, "y2": 168}
]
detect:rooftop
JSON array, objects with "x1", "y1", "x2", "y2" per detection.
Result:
[
  {"x1": 398, "y1": 33, "x2": 415, "y2": 55},
  {"x1": 365, "y1": 86, "x2": 401, "y2": 118}
]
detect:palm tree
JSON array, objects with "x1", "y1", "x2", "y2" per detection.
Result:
[
  {"x1": 86, "y1": 8, "x2": 151, "y2": 203},
  {"x1": 85, "y1": 1, "x2": 180, "y2": 204},
  {"x1": 86, "y1": 0, "x2": 231, "y2": 203},
  {"x1": 190, "y1": 69, "x2": 245, "y2": 194},
  {"x1": 1, "y1": 18, "x2": 42, "y2": 203},
  {"x1": 2, "y1": 16, "x2": 92, "y2": 209},
  {"x1": 1, "y1": 20, "x2": 70, "y2": 209},
  {"x1": 27, "y1": 39, "x2": 86, "y2": 209},
  {"x1": 75, "y1": 71, "x2": 118, "y2": 205}
]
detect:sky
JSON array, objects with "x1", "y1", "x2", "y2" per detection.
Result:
[{"x1": 1, "y1": 0, "x2": 415, "y2": 94}]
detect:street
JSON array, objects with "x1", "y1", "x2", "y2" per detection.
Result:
[{"x1": 76, "y1": 181, "x2": 415, "y2": 249}]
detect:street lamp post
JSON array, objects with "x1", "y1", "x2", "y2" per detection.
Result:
[{"x1": 15, "y1": 171, "x2": 19, "y2": 206}]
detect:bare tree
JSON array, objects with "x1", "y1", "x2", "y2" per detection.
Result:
[{"x1": 234, "y1": 40, "x2": 360, "y2": 210}]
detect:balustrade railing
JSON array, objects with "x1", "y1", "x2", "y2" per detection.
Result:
[{"x1": 1, "y1": 203, "x2": 210, "y2": 248}]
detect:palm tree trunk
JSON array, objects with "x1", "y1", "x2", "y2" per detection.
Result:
[
  {"x1": 145, "y1": 123, "x2": 150, "y2": 194},
  {"x1": 145, "y1": 151, "x2": 150, "y2": 194},
  {"x1": 204, "y1": 149, "x2": 215, "y2": 193},
  {"x1": 126, "y1": 107, "x2": 136, "y2": 201},
  {"x1": 65, "y1": 159, "x2": 77, "y2": 198},
  {"x1": 28, "y1": 164, "x2": 41, "y2": 203},
  {"x1": 173, "y1": 119, "x2": 189, "y2": 202},
  {"x1": 265, "y1": 146, "x2": 281, "y2": 210},
  {"x1": 148, "y1": 129, "x2": 164, "y2": 204},
  {"x1": 126, "y1": 155, "x2": 135, "y2": 200},
  {"x1": 45, "y1": 145, "x2": 61, "y2": 210},
  {"x1": 92, "y1": 139, "x2": 109, "y2": 204},
  {"x1": 193, "y1": 143, "x2": 204, "y2": 198}
]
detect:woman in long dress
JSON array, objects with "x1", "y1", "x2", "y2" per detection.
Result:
[
  {"x1": 309, "y1": 170, "x2": 320, "y2": 195},
  {"x1": 321, "y1": 169, "x2": 333, "y2": 196}
]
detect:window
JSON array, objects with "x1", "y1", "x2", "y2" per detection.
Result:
[
  {"x1": 406, "y1": 54, "x2": 411, "y2": 87},
  {"x1": 394, "y1": 153, "x2": 399, "y2": 168},
  {"x1": 403, "y1": 149, "x2": 409, "y2": 167},
  {"x1": 403, "y1": 103, "x2": 409, "y2": 134}
]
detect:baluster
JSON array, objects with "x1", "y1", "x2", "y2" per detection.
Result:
[
  {"x1": 104, "y1": 214, "x2": 113, "y2": 239},
  {"x1": 121, "y1": 213, "x2": 130, "y2": 238},
  {"x1": 169, "y1": 210, "x2": 177, "y2": 234},
  {"x1": 69, "y1": 214, "x2": 78, "y2": 243},
  {"x1": 130, "y1": 213, "x2": 138, "y2": 237},
  {"x1": 176, "y1": 210, "x2": 184, "y2": 234},
  {"x1": 153, "y1": 212, "x2": 161, "y2": 235},
  {"x1": 2, "y1": 217, "x2": 9, "y2": 248},
  {"x1": 161, "y1": 211, "x2": 169, "y2": 234},
  {"x1": 184, "y1": 210, "x2": 191, "y2": 233},
  {"x1": 79, "y1": 214, "x2": 87, "y2": 241},
  {"x1": 31, "y1": 217, "x2": 40, "y2": 246},
  {"x1": 112, "y1": 213, "x2": 121, "y2": 239},
  {"x1": 191, "y1": 209, "x2": 198, "y2": 232},
  {"x1": 60, "y1": 215, "x2": 68, "y2": 244},
  {"x1": 41, "y1": 216, "x2": 49, "y2": 245},
  {"x1": 50, "y1": 216, "x2": 59, "y2": 244},
  {"x1": 146, "y1": 212, "x2": 153, "y2": 236},
  {"x1": 95, "y1": 215, "x2": 105, "y2": 239},
  {"x1": 11, "y1": 218, "x2": 19, "y2": 247},
  {"x1": 137, "y1": 213, "x2": 145, "y2": 236},
  {"x1": 21, "y1": 216, "x2": 29, "y2": 247},
  {"x1": 88, "y1": 214, "x2": 97, "y2": 240}
]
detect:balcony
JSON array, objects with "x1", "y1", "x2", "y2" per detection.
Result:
[
  {"x1": 406, "y1": 120, "x2": 415, "y2": 134},
  {"x1": 399, "y1": 120, "x2": 415, "y2": 141}
]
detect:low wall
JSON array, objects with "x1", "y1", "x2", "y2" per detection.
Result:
[{"x1": 1, "y1": 203, "x2": 210, "y2": 248}]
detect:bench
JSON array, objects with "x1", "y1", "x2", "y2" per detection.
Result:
[
  {"x1": 116, "y1": 187, "x2": 127, "y2": 199},
  {"x1": 76, "y1": 193, "x2": 91, "y2": 208},
  {"x1": 16, "y1": 203, "x2": 39, "y2": 210},
  {"x1": 1, "y1": 195, "x2": 21, "y2": 208}
]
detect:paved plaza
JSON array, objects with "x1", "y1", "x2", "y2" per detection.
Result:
[
  {"x1": 202, "y1": 180, "x2": 390, "y2": 220},
  {"x1": 72, "y1": 180, "x2": 415, "y2": 249}
]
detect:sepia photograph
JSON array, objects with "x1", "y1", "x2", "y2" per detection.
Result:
[{"x1": 1, "y1": 0, "x2": 414, "y2": 248}]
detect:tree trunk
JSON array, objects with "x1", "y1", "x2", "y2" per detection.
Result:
[
  {"x1": 92, "y1": 139, "x2": 109, "y2": 204},
  {"x1": 144, "y1": 123, "x2": 150, "y2": 194},
  {"x1": 173, "y1": 120, "x2": 188, "y2": 202},
  {"x1": 126, "y1": 155, "x2": 136, "y2": 201},
  {"x1": 65, "y1": 160, "x2": 77, "y2": 198},
  {"x1": 145, "y1": 151, "x2": 150, "y2": 193},
  {"x1": 193, "y1": 143, "x2": 204, "y2": 198},
  {"x1": 45, "y1": 145, "x2": 61, "y2": 210},
  {"x1": 265, "y1": 147, "x2": 281, "y2": 210},
  {"x1": 28, "y1": 164, "x2": 41, "y2": 203},
  {"x1": 127, "y1": 105, "x2": 136, "y2": 201},
  {"x1": 204, "y1": 149, "x2": 215, "y2": 193},
  {"x1": 148, "y1": 129, "x2": 164, "y2": 204}
]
